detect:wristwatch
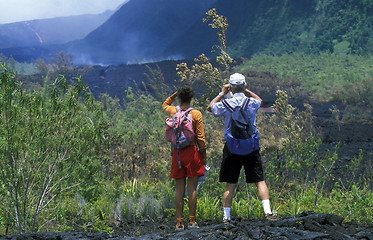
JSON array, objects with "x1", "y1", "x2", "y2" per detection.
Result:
[{"x1": 218, "y1": 92, "x2": 225, "y2": 97}]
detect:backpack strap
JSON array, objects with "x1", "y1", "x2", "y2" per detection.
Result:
[
  {"x1": 222, "y1": 98, "x2": 250, "y2": 112},
  {"x1": 241, "y1": 97, "x2": 250, "y2": 109},
  {"x1": 180, "y1": 107, "x2": 194, "y2": 113},
  {"x1": 222, "y1": 100, "x2": 234, "y2": 112},
  {"x1": 179, "y1": 107, "x2": 194, "y2": 120}
]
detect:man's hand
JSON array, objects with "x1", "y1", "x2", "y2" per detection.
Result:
[
  {"x1": 245, "y1": 89, "x2": 262, "y2": 103},
  {"x1": 208, "y1": 84, "x2": 231, "y2": 111},
  {"x1": 222, "y1": 84, "x2": 231, "y2": 95}
]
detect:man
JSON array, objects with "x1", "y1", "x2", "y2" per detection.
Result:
[{"x1": 207, "y1": 73, "x2": 278, "y2": 222}]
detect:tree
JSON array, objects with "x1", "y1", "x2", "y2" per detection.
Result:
[{"x1": 176, "y1": 8, "x2": 234, "y2": 102}]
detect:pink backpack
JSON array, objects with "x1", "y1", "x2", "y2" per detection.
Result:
[{"x1": 165, "y1": 106, "x2": 195, "y2": 149}]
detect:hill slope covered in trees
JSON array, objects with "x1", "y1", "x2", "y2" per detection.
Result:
[
  {"x1": 1, "y1": 0, "x2": 372, "y2": 64},
  {"x1": 166, "y1": 0, "x2": 373, "y2": 58},
  {"x1": 70, "y1": 0, "x2": 373, "y2": 64}
]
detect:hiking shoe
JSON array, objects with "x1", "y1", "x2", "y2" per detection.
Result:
[
  {"x1": 187, "y1": 221, "x2": 199, "y2": 229},
  {"x1": 223, "y1": 218, "x2": 235, "y2": 224},
  {"x1": 175, "y1": 223, "x2": 184, "y2": 231},
  {"x1": 266, "y1": 211, "x2": 280, "y2": 221}
]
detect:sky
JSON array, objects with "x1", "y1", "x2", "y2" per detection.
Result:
[{"x1": 0, "y1": 0, "x2": 129, "y2": 24}]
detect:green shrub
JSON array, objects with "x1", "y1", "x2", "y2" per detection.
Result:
[{"x1": 0, "y1": 63, "x2": 109, "y2": 233}]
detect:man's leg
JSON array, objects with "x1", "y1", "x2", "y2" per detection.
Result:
[
  {"x1": 223, "y1": 183, "x2": 237, "y2": 207},
  {"x1": 223, "y1": 183, "x2": 236, "y2": 220},
  {"x1": 256, "y1": 181, "x2": 270, "y2": 200},
  {"x1": 256, "y1": 181, "x2": 273, "y2": 215},
  {"x1": 220, "y1": 144, "x2": 240, "y2": 221}
]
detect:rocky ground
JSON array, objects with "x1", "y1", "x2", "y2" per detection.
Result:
[
  {"x1": 310, "y1": 102, "x2": 372, "y2": 184},
  {"x1": 3, "y1": 212, "x2": 373, "y2": 239}
]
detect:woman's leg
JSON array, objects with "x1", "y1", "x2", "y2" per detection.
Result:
[
  {"x1": 187, "y1": 177, "x2": 198, "y2": 218},
  {"x1": 175, "y1": 178, "x2": 186, "y2": 219}
]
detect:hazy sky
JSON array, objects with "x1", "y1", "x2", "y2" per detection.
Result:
[{"x1": 0, "y1": 0, "x2": 129, "y2": 24}]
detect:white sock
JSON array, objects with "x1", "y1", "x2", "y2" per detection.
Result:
[
  {"x1": 223, "y1": 207, "x2": 231, "y2": 220},
  {"x1": 261, "y1": 199, "x2": 272, "y2": 214}
]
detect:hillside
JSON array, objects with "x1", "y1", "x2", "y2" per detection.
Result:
[
  {"x1": 75, "y1": 0, "x2": 373, "y2": 64},
  {"x1": 227, "y1": 0, "x2": 373, "y2": 56},
  {"x1": 67, "y1": 0, "x2": 216, "y2": 64},
  {"x1": 2, "y1": 0, "x2": 373, "y2": 64},
  {"x1": 0, "y1": 11, "x2": 113, "y2": 49},
  {"x1": 166, "y1": 0, "x2": 373, "y2": 58}
]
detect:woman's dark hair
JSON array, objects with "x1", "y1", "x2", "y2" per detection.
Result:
[{"x1": 177, "y1": 86, "x2": 195, "y2": 103}]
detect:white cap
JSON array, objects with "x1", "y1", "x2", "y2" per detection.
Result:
[{"x1": 229, "y1": 73, "x2": 246, "y2": 85}]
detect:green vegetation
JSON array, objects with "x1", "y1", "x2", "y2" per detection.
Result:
[
  {"x1": 0, "y1": 63, "x2": 109, "y2": 233},
  {"x1": 228, "y1": 0, "x2": 373, "y2": 58},
  {"x1": 238, "y1": 53, "x2": 373, "y2": 105},
  {"x1": 1, "y1": 7, "x2": 372, "y2": 236},
  {"x1": 0, "y1": 54, "x2": 38, "y2": 75},
  {"x1": 238, "y1": 53, "x2": 373, "y2": 123},
  {"x1": 1, "y1": 55, "x2": 372, "y2": 235}
]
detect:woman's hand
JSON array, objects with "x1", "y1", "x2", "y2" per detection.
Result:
[{"x1": 170, "y1": 91, "x2": 178, "y2": 99}]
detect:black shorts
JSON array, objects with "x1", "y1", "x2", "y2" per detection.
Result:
[{"x1": 219, "y1": 144, "x2": 264, "y2": 184}]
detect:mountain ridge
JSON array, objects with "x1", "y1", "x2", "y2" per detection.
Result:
[{"x1": 0, "y1": 11, "x2": 114, "y2": 49}]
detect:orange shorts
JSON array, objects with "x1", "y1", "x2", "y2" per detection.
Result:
[{"x1": 170, "y1": 145, "x2": 205, "y2": 179}]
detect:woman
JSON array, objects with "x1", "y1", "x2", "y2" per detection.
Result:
[{"x1": 162, "y1": 86, "x2": 207, "y2": 231}]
